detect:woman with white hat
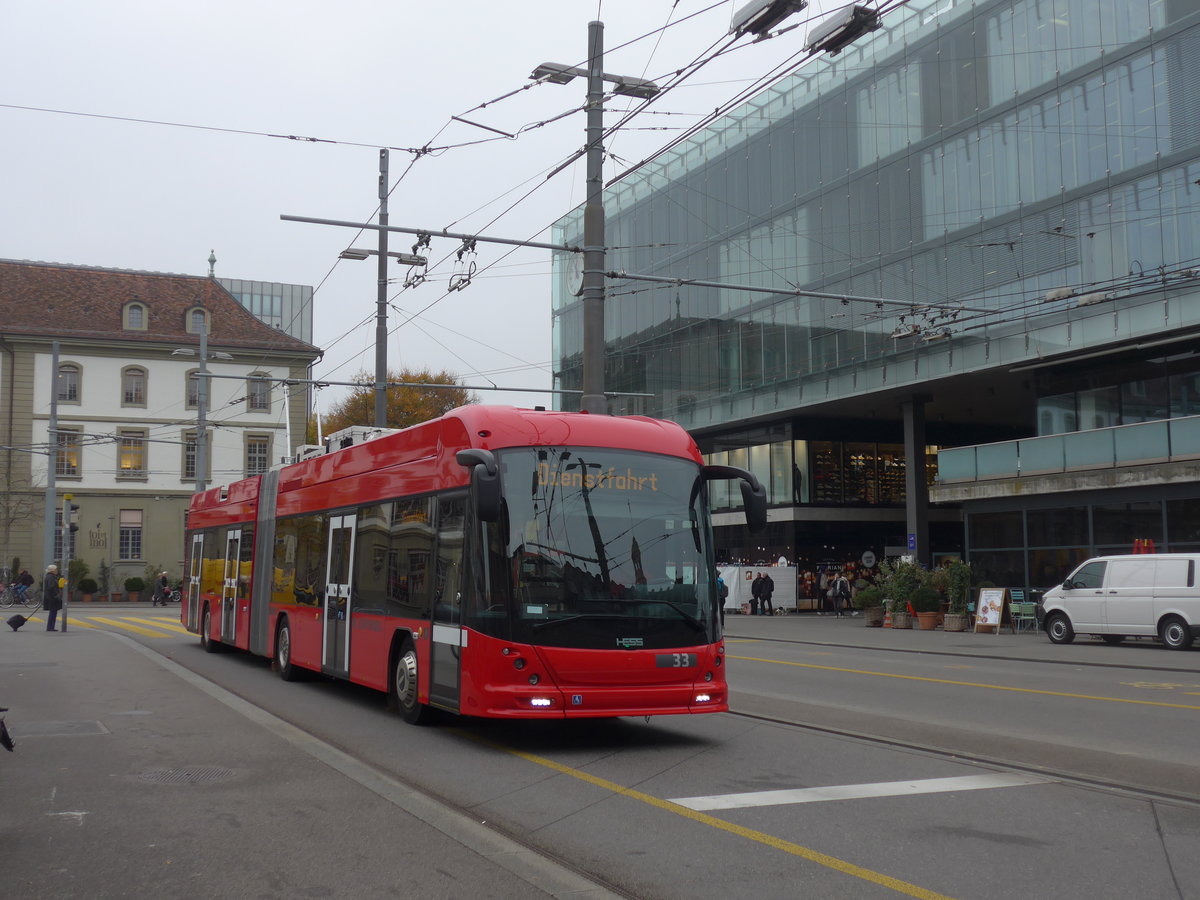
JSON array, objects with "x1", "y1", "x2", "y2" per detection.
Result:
[{"x1": 42, "y1": 564, "x2": 62, "y2": 631}]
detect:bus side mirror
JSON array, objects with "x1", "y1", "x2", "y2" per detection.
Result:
[
  {"x1": 701, "y1": 464, "x2": 768, "y2": 534},
  {"x1": 456, "y1": 449, "x2": 501, "y2": 522}
]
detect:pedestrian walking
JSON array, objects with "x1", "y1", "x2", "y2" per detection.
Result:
[
  {"x1": 759, "y1": 571, "x2": 775, "y2": 616},
  {"x1": 749, "y1": 573, "x2": 762, "y2": 617},
  {"x1": 716, "y1": 574, "x2": 728, "y2": 628},
  {"x1": 832, "y1": 572, "x2": 851, "y2": 618},
  {"x1": 152, "y1": 571, "x2": 170, "y2": 606},
  {"x1": 42, "y1": 564, "x2": 62, "y2": 631}
]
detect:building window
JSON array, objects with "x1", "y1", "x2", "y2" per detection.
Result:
[
  {"x1": 186, "y1": 371, "x2": 200, "y2": 408},
  {"x1": 188, "y1": 308, "x2": 209, "y2": 334},
  {"x1": 247, "y1": 374, "x2": 271, "y2": 412},
  {"x1": 57, "y1": 364, "x2": 81, "y2": 403},
  {"x1": 183, "y1": 430, "x2": 197, "y2": 481},
  {"x1": 246, "y1": 435, "x2": 271, "y2": 476},
  {"x1": 55, "y1": 428, "x2": 81, "y2": 477},
  {"x1": 123, "y1": 302, "x2": 147, "y2": 331},
  {"x1": 122, "y1": 367, "x2": 147, "y2": 407},
  {"x1": 119, "y1": 509, "x2": 143, "y2": 560},
  {"x1": 117, "y1": 429, "x2": 147, "y2": 479}
]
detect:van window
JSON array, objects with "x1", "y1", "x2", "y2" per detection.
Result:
[
  {"x1": 1154, "y1": 558, "x2": 1192, "y2": 588},
  {"x1": 1070, "y1": 561, "x2": 1106, "y2": 589},
  {"x1": 1108, "y1": 558, "x2": 1155, "y2": 588}
]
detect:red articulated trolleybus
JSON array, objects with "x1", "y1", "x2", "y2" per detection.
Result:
[{"x1": 182, "y1": 406, "x2": 765, "y2": 724}]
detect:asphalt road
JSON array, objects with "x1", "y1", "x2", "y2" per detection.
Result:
[{"x1": 4, "y1": 606, "x2": 1198, "y2": 900}]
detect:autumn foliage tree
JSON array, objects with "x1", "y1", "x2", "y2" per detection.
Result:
[{"x1": 313, "y1": 368, "x2": 477, "y2": 439}]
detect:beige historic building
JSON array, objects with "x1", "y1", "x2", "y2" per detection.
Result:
[{"x1": 0, "y1": 259, "x2": 320, "y2": 596}]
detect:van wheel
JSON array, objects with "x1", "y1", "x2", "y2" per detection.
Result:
[
  {"x1": 1045, "y1": 612, "x2": 1074, "y2": 644},
  {"x1": 1100, "y1": 635, "x2": 1125, "y2": 645},
  {"x1": 1159, "y1": 616, "x2": 1194, "y2": 651},
  {"x1": 391, "y1": 638, "x2": 430, "y2": 725}
]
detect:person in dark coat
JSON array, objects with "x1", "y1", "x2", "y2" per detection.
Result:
[
  {"x1": 759, "y1": 571, "x2": 775, "y2": 616},
  {"x1": 42, "y1": 564, "x2": 62, "y2": 631},
  {"x1": 749, "y1": 573, "x2": 762, "y2": 616}
]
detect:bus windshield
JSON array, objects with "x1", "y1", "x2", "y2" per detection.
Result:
[{"x1": 489, "y1": 447, "x2": 719, "y2": 649}]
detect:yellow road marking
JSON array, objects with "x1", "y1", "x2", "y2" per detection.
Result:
[
  {"x1": 729, "y1": 655, "x2": 1200, "y2": 711},
  {"x1": 473, "y1": 736, "x2": 955, "y2": 900},
  {"x1": 86, "y1": 616, "x2": 169, "y2": 638},
  {"x1": 125, "y1": 617, "x2": 190, "y2": 633}
]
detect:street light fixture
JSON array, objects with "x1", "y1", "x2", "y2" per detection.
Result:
[
  {"x1": 729, "y1": 0, "x2": 809, "y2": 38},
  {"x1": 804, "y1": 3, "x2": 881, "y2": 55},
  {"x1": 534, "y1": 21, "x2": 661, "y2": 414},
  {"x1": 340, "y1": 248, "x2": 428, "y2": 266},
  {"x1": 172, "y1": 327, "x2": 233, "y2": 493},
  {"x1": 532, "y1": 62, "x2": 659, "y2": 99}
]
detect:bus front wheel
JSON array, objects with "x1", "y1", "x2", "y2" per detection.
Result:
[{"x1": 392, "y1": 638, "x2": 430, "y2": 725}]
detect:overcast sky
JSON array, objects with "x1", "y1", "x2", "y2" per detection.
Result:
[{"x1": 3, "y1": 0, "x2": 836, "y2": 414}]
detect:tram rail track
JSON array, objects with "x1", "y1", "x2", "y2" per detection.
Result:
[{"x1": 727, "y1": 704, "x2": 1200, "y2": 811}]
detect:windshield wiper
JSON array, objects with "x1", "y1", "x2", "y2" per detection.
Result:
[
  {"x1": 631, "y1": 598, "x2": 705, "y2": 630},
  {"x1": 532, "y1": 613, "x2": 620, "y2": 631},
  {"x1": 530, "y1": 601, "x2": 705, "y2": 632}
]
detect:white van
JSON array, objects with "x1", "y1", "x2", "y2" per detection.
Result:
[{"x1": 1040, "y1": 554, "x2": 1200, "y2": 650}]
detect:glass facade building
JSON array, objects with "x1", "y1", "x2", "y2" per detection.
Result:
[
  {"x1": 551, "y1": 0, "x2": 1200, "y2": 592},
  {"x1": 219, "y1": 278, "x2": 313, "y2": 345}
]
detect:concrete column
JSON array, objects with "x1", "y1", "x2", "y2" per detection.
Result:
[{"x1": 901, "y1": 396, "x2": 931, "y2": 566}]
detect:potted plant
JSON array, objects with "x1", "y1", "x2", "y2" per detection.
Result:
[
  {"x1": 124, "y1": 576, "x2": 146, "y2": 602},
  {"x1": 911, "y1": 586, "x2": 943, "y2": 630},
  {"x1": 942, "y1": 559, "x2": 972, "y2": 632},
  {"x1": 853, "y1": 585, "x2": 885, "y2": 627},
  {"x1": 879, "y1": 557, "x2": 923, "y2": 629},
  {"x1": 76, "y1": 577, "x2": 98, "y2": 602}
]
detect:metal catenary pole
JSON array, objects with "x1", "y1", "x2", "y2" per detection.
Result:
[
  {"x1": 375, "y1": 148, "x2": 390, "y2": 428},
  {"x1": 580, "y1": 20, "x2": 607, "y2": 415}
]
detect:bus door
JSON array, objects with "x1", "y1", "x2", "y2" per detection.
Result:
[
  {"x1": 221, "y1": 529, "x2": 242, "y2": 642},
  {"x1": 186, "y1": 533, "x2": 203, "y2": 632},
  {"x1": 323, "y1": 513, "x2": 356, "y2": 677},
  {"x1": 429, "y1": 495, "x2": 465, "y2": 712}
]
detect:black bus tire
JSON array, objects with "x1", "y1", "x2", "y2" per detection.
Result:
[
  {"x1": 276, "y1": 617, "x2": 303, "y2": 681},
  {"x1": 200, "y1": 606, "x2": 220, "y2": 653}
]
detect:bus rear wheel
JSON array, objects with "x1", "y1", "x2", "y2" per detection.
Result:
[
  {"x1": 276, "y1": 618, "x2": 302, "y2": 681},
  {"x1": 200, "y1": 607, "x2": 220, "y2": 653},
  {"x1": 392, "y1": 638, "x2": 430, "y2": 725}
]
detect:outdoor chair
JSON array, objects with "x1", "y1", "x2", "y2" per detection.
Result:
[{"x1": 1013, "y1": 601, "x2": 1038, "y2": 633}]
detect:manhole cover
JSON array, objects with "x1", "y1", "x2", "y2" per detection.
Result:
[{"x1": 139, "y1": 766, "x2": 239, "y2": 786}]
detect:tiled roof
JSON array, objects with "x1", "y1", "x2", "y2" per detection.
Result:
[{"x1": 0, "y1": 259, "x2": 319, "y2": 355}]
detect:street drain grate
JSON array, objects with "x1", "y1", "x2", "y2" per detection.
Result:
[{"x1": 139, "y1": 766, "x2": 239, "y2": 786}]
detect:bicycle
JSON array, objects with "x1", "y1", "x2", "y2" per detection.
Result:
[
  {"x1": 0, "y1": 585, "x2": 41, "y2": 610},
  {"x1": 152, "y1": 588, "x2": 181, "y2": 606}
]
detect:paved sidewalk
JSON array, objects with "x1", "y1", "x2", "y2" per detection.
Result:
[
  {"x1": 724, "y1": 610, "x2": 1200, "y2": 672},
  {"x1": 0, "y1": 623, "x2": 616, "y2": 899}
]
